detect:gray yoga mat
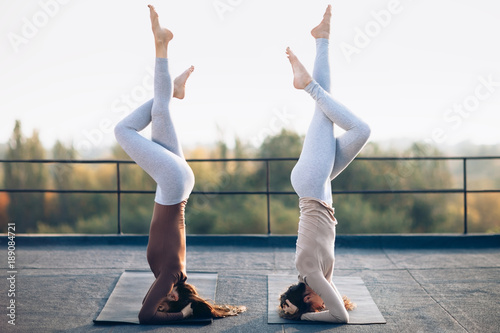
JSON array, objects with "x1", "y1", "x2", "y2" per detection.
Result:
[
  {"x1": 268, "y1": 274, "x2": 386, "y2": 324},
  {"x1": 94, "y1": 270, "x2": 217, "y2": 325}
]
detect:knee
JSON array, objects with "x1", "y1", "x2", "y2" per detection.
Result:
[
  {"x1": 113, "y1": 122, "x2": 125, "y2": 142},
  {"x1": 358, "y1": 121, "x2": 371, "y2": 143},
  {"x1": 114, "y1": 121, "x2": 134, "y2": 146}
]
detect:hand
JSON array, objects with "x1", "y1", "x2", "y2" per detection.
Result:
[
  {"x1": 282, "y1": 299, "x2": 298, "y2": 315},
  {"x1": 181, "y1": 303, "x2": 193, "y2": 318}
]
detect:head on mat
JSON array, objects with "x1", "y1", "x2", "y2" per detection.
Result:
[
  {"x1": 278, "y1": 282, "x2": 355, "y2": 320},
  {"x1": 158, "y1": 282, "x2": 246, "y2": 318}
]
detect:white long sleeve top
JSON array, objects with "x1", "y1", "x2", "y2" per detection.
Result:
[{"x1": 295, "y1": 197, "x2": 349, "y2": 323}]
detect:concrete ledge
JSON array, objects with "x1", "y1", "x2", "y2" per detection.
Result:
[
  {"x1": 335, "y1": 233, "x2": 500, "y2": 249},
  {"x1": 1, "y1": 233, "x2": 499, "y2": 248}
]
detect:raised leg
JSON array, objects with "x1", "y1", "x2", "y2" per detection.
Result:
[
  {"x1": 114, "y1": 98, "x2": 194, "y2": 205},
  {"x1": 148, "y1": 4, "x2": 173, "y2": 59},
  {"x1": 304, "y1": 80, "x2": 371, "y2": 181},
  {"x1": 147, "y1": 4, "x2": 182, "y2": 158},
  {"x1": 114, "y1": 6, "x2": 195, "y2": 205},
  {"x1": 173, "y1": 66, "x2": 195, "y2": 100},
  {"x1": 290, "y1": 5, "x2": 337, "y2": 203},
  {"x1": 151, "y1": 58, "x2": 184, "y2": 158},
  {"x1": 288, "y1": 6, "x2": 370, "y2": 202}
]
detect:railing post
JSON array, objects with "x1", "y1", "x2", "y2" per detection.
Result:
[
  {"x1": 116, "y1": 162, "x2": 122, "y2": 235},
  {"x1": 266, "y1": 160, "x2": 271, "y2": 235},
  {"x1": 463, "y1": 158, "x2": 467, "y2": 234}
]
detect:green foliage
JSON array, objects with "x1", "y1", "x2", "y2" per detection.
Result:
[
  {"x1": 120, "y1": 193, "x2": 154, "y2": 234},
  {"x1": 1, "y1": 121, "x2": 498, "y2": 234},
  {"x1": 333, "y1": 194, "x2": 412, "y2": 234},
  {"x1": 45, "y1": 141, "x2": 79, "y2": 227},
  {"x1": 3, "y1": 121, "x2": 48, "y2": 232},
  {"x1": 269, "y1": 197, "x2": 300, "y2": 234}
]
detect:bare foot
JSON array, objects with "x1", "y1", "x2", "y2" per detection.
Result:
[
  {"x1": 173, "y1": 66, "x2": 195, "y2": 99},
  {"x1": 148, "y1": 5, "x2": 173, "y2": 46},
  {"x1": 286, "y1": 47, "x2": 312, "y2": 89},
  {"x1": 311, "y1": 4, "x2": 332, "y2": 39}
]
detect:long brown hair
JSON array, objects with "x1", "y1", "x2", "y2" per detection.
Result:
[
  {"x1": 278, "y1": 282, "x2": 308, "y2": 320},
  {"x1": 158, "y1": 282, "x2": 246, "y2": 318},
  {"x1": 278, "y1": 282, "x2": 356, "y2": 320}
]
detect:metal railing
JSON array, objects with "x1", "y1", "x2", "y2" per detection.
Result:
[{"x1": 1, "y1": 156, "x2": 499, "y2": 234}]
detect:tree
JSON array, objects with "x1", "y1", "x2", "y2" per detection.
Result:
[
  {"x1": 257, "y1": 129, "x2": 302, "y2": 195},
  {"x1": 45, "y1": 141, "x2": 79, "y2": 228},
  {"x1": 4, "y1": 121, "x2": 48, "y2": 232}
]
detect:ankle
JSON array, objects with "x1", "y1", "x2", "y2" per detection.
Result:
[
  {"x1": 304, "y1": 79, "x2": 316, "y2": 93},
  {"x1": 315, "y1": 38, "x2": 329, "y2": 44},
  {"x1": 155, "y1": 45, "x2": 168, "y2": 58}
]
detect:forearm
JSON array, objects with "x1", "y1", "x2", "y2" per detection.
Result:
[
  {"x1": 301, "y1": 309, "x2": 347, "y2": 323},
  {"x1": 139, "y1": 308, "x2": 184, "y2": 324},
  {"x1": 139, "y1": 300, "x2": 192, "y2": 324},
  {"x1": 138, "y1": 274, "x2": 182, "y2": 324},
  {"x1": 301, "y1": 272, "x2": 349, "y2": 323}
]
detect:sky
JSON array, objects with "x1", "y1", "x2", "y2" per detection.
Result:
[{"x1": 1, "y1": 0, "x2": 499, "y2": 156}]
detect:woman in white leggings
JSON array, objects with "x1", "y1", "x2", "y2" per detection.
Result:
[{"x1": 279, "y1": 5, "x2": 371, "y2": 323}]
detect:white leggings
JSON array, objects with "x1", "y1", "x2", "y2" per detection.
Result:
[
  {"x1": 290, "y1": 39, "x2": 371, "y2": 204},
  {"x1": 114, "y1": 58, "x2": 195, "y2": 205}
]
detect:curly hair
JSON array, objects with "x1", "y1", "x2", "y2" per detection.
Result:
[
  {"x1": 343, "y1": 295, "x2": 356, "y2": 311},
  {"x1": 278, "y1": 282, "x2": 309, "y2": 320},
  {"x1": 158, "y1": 282, "x2": 246, "y2": 318},
  {"x1": 278, "y1": 282, "x2": 356, "y2": 320}
]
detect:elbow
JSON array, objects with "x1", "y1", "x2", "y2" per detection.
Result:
[
  {"x1": 138, "y1": 309, "x2": 153, "y2": 324},
  {"x1": 337, "y1": 310, "x2": 349, "y2": 323},
  {"x1": 138, "y1": 314, "x2": 148, "y2": 325},
  {"x1": 327, "y1": 308, "x2": 349, "y2": 323},
  {"x1": 114, "y1": 121, "x2": 132, "y2": 147}
]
